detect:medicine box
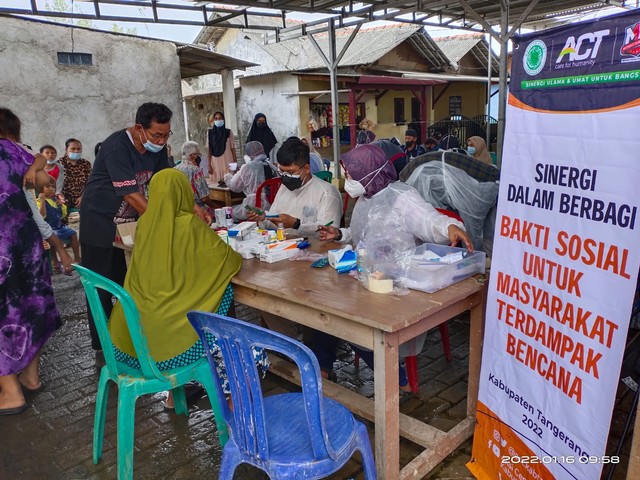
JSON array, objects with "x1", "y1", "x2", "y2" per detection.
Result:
[
  {"x1": 116, "y1": 222, "x2": 137, "y2": 247},
  {"x1": 405, "y1": 243, "x2": 485, "y2": 293},
  {"x1": 258, "y1": 239, "x2": 301, "y2": 263},
  {"x1": 228, "y1": 221, "x2": 257, "y2": 240}
]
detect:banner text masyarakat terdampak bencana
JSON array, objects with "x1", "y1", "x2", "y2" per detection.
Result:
[{"x1": 468, "y1": 9, "x2": 640, "y2": 480}]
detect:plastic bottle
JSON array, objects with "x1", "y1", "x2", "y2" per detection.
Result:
[{"x1": 276, "y1": 223, "x2": 286, "y2": 241}]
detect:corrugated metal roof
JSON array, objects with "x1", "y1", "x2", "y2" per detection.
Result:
[
  {"x1": 176, "y1": 44, "x2": 257, "y2": 78},
  {"x1": 432, "y1": 33, "x2": 499, "y2": 75},
  {"x1": 406, "y1": 32, "x2": 452, "y2": 72},
  {"x1": 4, "y1": 1, "x2": 627, "y2": 35},
  {"x1": 197, "y1": 17, "x2": 453, "y2": 74},
  {"x1": 433, "y1": 34, "x2": 484, "y2": 63}
]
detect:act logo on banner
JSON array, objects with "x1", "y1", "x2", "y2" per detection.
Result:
[{"x1": 468, "y1": 9, "x2": 640, "y2": 480}]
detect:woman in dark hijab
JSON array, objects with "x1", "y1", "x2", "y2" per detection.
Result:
[
  {"x1": 246, "y1": 113, "x2": 278, "y2": 159},
  {"x1": 207, "y1": 111, "x2": 237, "y2": 185}
]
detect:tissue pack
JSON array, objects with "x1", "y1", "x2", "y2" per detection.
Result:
[{"x1": 328, "y1": 245, "x2": 357, "y2": 271}]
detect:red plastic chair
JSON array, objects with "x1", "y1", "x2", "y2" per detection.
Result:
[
  {"x1": 354, "y1": 208, "x2": 461, "y2": 394},
  {"x1": 255, "y1": 177, "x2": 282, "y2": 209},
  {"x1": 341, "y1": 192, "x2": 355, "y2": 228}
]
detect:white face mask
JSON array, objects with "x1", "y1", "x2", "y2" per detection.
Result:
[
  {"x1": 344, "y1": 178, "x2": 366, "y2": 198},
  {"x1": 343, "y1": 164, "x2": 386, "y2": 198}
]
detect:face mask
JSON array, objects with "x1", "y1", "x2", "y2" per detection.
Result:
[
  {"x1": 46, "y1": 159, "x2": 57, "y2": 165},
  {"x1": 244, "y1": 154, "x2": 252, "y2": 163},
  {"x1": 194, "y1": 155, "x2": 202, "y2": 166},
  {"x1": 344, "y1": 178, "x2": 366, "y2": 198},
  {"x1": 467, "y1": 146, "x2": 476, "y2": 155},
  {"x1": 68, "y1": 152, "x2": 82, "y2": 160},
  {"x1": 257, "y1": 122, "x2": 267, "y2": 129},
  {"x1": 281, "y1": 173, "x2": 303, "y2": 191},
  {"x1": 344, "y1": 164, "x2": 386, "y2": 198},
  {"x1": 406, "y1": 141, "x2": 415, "y2": 148},
  {"x1": 141, "y1": 129, "x2": 165, "y2": 153},
  {"x1": 214, "y1": 120, "x2": 224, "y2": 128}
]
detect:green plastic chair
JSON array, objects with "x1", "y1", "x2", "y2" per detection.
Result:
[
  {"x1": 73, "y1": 264, "x2": 228, "y2": 480},
  {"x1": 314, "y1": 170, "x2": 333, "y2": 183}
]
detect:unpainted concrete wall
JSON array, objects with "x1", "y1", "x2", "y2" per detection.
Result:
[
  {"x1": 0, "y1": 16, "x2": 185, "y2": 162},
  {"x1": 235, "y1": 73, "x2": 300, "y2": 152},
  {"x1": 184, "y1": 92, "x2": 224, "y2": 149}
]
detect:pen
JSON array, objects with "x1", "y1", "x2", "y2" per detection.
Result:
[{"x1": 316, "y1": 221, "x2": 334, "y2": 231}]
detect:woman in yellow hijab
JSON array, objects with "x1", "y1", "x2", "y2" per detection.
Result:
[{"x1": 109, "y1": 169, "x2": 268, "y2": 402}]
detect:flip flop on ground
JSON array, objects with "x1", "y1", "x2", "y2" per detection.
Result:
[
  {"x1": 21, "y1": 380, "x2": 45, "y2": 394},
  {"x1": 0, "y1": 404, "x2": 29, "y2": 416}
]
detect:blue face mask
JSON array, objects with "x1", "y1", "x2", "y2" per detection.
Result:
[
  {"x1": 141, "y1": 129, "x2": 165, "y2": 153},
  {"x1": 68, "y1": 152, "x2": 82, "y2": 160},
  {"x1": 467, "y1": 146, "x2": 476, "y2": 155},
  {"x1": 214, "y1": 120, "x2": 224, "y2": 128}
]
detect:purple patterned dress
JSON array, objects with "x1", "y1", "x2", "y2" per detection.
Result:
[{"x1": 0, "y1": 139, "x2": 60, "y2": 376}]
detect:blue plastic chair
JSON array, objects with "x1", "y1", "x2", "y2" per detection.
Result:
[
  {"x1": 74, "y1": 265, "x2": 228, "y2": 480},
  {"x1": 187, "y1": 311, "x2": 377, "y2": 480}
]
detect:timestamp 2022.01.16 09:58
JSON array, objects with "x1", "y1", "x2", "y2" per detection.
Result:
[{"x1": 501, "y1": 455, "x2": 620, "y2": 464}]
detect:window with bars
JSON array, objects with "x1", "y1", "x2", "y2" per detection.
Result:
[{"x1": 57, "y1": 52, "x2": 93, "y2": 66}]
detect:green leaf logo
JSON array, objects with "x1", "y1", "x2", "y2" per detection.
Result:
[{"x1": 523, "y1": 40, "x2": 547, "y2": 76}]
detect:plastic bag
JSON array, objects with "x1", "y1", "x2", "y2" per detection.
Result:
[
  {"x1": 289, "y1": 250, "x2": 325, "y2": 262},
  {"x1": 355, "y1": 206, "x2": 415, "y2": 295},
  {"x1": 404, "y1": 152, "x2": 499, "y2": 254}
]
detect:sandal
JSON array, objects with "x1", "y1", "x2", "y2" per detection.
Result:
[
  {"x1": 58, "y1": 262, "x2": 73, "y2": 276},
  {"x1": 164, "y1": 383, "x2": 206, "y2": 411},
  {"x1": 21, "y1": 380, "x2": 46, "y2": 394},
  {"x1": 0, "y1": 404, "x2": 29, "y2": 416}
]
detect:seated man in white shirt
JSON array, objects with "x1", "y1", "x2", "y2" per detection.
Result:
[
  {"x1": 246, "y1": 137, "x2": 342, "y2": 238},
  {"x1": 246, "y1": 137, "x2": 343, "y2": 378}
]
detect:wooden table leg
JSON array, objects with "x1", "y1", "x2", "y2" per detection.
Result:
[
  {"x1": 467, "y1": 301, "x2": 484, "y2": 416},
  {"x1": 374, "y1": 329, "x2": 400, "y2": 479}
]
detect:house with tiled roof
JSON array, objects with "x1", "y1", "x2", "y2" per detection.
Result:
[{"x1": 185, "y1": 17, "x2": 497, "y2": 158}]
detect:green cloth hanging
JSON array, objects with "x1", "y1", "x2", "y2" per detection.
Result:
[{"x1": 109, "y1": 168, "x2": 242, "y2": 362}]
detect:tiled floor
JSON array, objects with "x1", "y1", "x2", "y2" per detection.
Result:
[{"x1": 1, "y1": 272, "x2": 636, "y2": 479}]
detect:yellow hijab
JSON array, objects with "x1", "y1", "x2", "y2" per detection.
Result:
[{"x1": 109, "y1": 169, "x2": 242, "y2": 362}]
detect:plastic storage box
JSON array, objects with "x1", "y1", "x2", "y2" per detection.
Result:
[{"x1": 405, "y1": 243, "x2": 485, "y2": 293}]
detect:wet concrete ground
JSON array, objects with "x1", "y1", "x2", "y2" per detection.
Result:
[{"x1": 1, "y1": 271, "x2": 636, "y2": 479}]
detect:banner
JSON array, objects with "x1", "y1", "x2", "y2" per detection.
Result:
[{"x1": 468, "y1": 10, "x2": 640, "y2": 480}]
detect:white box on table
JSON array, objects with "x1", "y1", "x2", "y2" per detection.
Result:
[
  {"x1": 228, "y1": 221, "x2": 257, "y2": 240},
  {"x1": 405, "y1": 243, "x2": 485, "y2": 293},
  {"x1": 258, "y1": 239, "x2": 301, "y2": 263}
]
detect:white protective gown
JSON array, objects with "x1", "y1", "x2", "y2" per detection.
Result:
[
  {"x1": 338, "y1": 181, "x2": 463, "y2": 246},
  {"x1": 224, "y1": 154, "x2": 276, "y2": 221}
]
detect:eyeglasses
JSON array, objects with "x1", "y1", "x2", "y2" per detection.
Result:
[{"x1": 145, "y1": 129, "x2": 173, "y2": 141}]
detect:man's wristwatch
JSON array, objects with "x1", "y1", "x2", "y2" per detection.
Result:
[
  {"x1": 335, "y1": 229, "x2": 343, "y2": 241},
  {"x1": 293, "y1": 218, "x2": 301, "y2": 230}
]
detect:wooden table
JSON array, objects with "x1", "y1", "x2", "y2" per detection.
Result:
[
  {"x1": 207, "y1": 184, "x2": 244, "y2": 207},
  {"x1": 232, "y1": 242, "x2": 485, "y2": 479}
]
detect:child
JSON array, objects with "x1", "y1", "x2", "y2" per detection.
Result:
[
  {"x1": 37, "y1": 176, "x2": 81, "y2": 265},
  {"x1": 40, "y1": 144, "x2": 66, "y2": 203}
]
